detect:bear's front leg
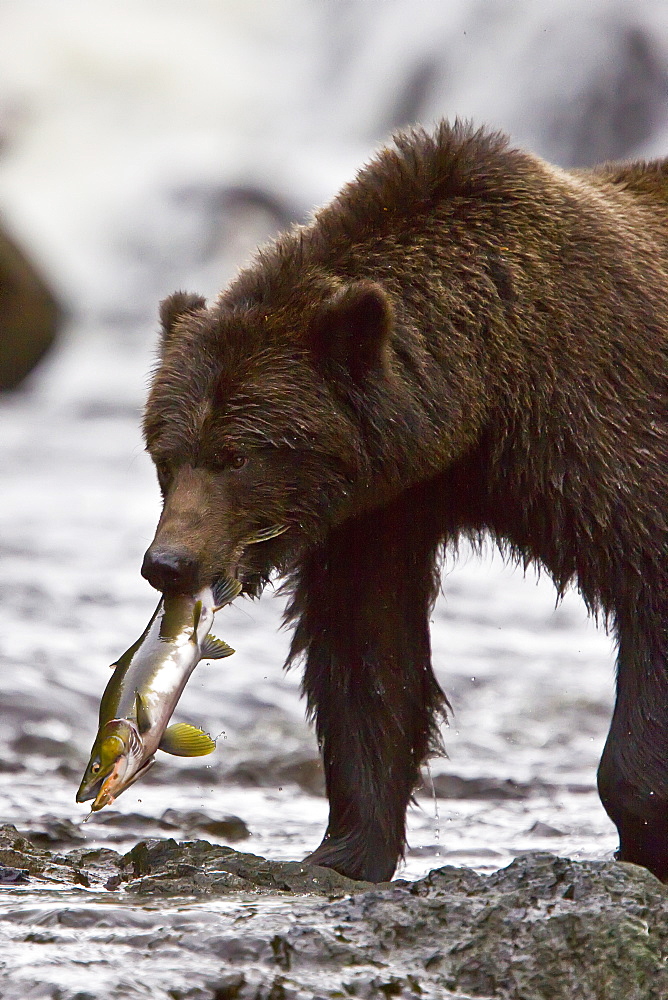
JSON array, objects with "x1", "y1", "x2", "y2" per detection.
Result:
[{"x1": 286, "y1": 493, "x2": 448, "y2": 882}]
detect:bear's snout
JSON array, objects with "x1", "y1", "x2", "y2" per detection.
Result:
[{"x1": 141, "y1": 545, "x2": 200, "y2": 594}]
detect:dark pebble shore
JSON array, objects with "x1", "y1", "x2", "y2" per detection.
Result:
[{"x1": 0, "y1": 823, "x2": 665, "y2": 1000}]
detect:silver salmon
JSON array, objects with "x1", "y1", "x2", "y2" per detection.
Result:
[{"x1": 76, "y1": 576, "x2": 241, "y2": 812}]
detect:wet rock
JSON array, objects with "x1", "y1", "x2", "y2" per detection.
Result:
[
  {"x1": 427, "y1": 773, "x2": 544, "y2": 800},
  {"x1": 81, "y1": 809, "x2": 168, "y2": 842},
  {"x1": 12, "y1": 721, "x2": 78, "y2": 761},
  {"x1": 130, "y1": 852, "x2": 667, "y2": 998},
  {"x1": 0, "y1": 824, "x2": 121, "y2": 887},
  {"x1": 128, "y1": 870, "x2": 253, "y2": 896},
  {"x1": 1, "y1": 833, "x2": 667, "y2": 998},
  {"x1": 0, "y1": 225, "x2": 63, "y2": 390},
  {"x1": 398, "y1": 852, "x2": 668, "y2": 999},
  {"x1": 0, "y1": 757, "x2": 24, "y2": 774},
  {"x1": 120, "y1": 837, "x2": 372, "y2": 897},
  {"x1": 126, "y1": 847, "x2": 667, "y2": 997},
  {"x1": 87, "y1": 809, "x2": 156, "y2": 829},
  {"x1": 81, "y1": 809, "x2": 251, "y2": 849},
  {"x1": 178, "y1": 748, "x2": 325, "y2": 795},
  {"x1": 0, "y1": 866, "x2": 29, "y2": 884},
  {"x1": 68, "y1": 847, "x2": 125, "y2": 890},
  {"x1": 122, "y1": 836, "x2": 203, "y2": 877},
  {"x1": 159, "y1": 808, "x2": 250, "y2": 842},
  {"x1": 527, "y1": 819, "x2": 566, "y2": 837},
  {"x1": 22, "y1": 815, "x2": 85, "y2": 848},
  {"x1": 0, "y1": 823, "x2": 48, "y2": 875},
  {"x1": 224, "y1": 748, "x2": 325, "y2": 796}
]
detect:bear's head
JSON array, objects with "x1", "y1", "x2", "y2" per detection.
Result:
[{"x1": 141, "y1": 278, "x2": 401, "y2": 596}]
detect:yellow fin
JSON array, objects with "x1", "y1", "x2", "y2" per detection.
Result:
[
  {"x1": 159, "y1": 723, "x2": 216, "y2": 757},
  {"x1": 200, "y1": 634, "x2": 235, "y2": 660},
  {"x1": 212, "y1": 576, "x2": 243, "y2": 608}
]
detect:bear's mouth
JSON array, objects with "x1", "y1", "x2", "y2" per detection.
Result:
[{"x1": 222, "y1": 523, "x2": 292, "y2": 597}]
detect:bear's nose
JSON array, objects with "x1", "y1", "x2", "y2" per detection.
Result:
[{"x1": 141, "y1": 547, "x2": 200, "y2": 594}]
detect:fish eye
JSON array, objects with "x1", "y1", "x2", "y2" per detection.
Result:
[
  {"x1": 91, "y1": 762, "x2": 101, "y2": 774},
  {"x1": 229, "y1": 454, "x2": 248, "y2": 471}
]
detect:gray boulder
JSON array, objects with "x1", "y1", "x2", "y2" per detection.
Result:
[{"x1": 2, "y1": 822, "x2": 667, "y2": 999}]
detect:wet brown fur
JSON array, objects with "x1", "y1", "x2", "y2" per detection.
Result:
[{"x1": 143, "y1": 121, "x2": 668, "y2": 882}]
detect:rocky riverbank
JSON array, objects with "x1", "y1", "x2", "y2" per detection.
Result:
[{"x1": 1, "y1": 823, "x2": 665, "y2": 999}]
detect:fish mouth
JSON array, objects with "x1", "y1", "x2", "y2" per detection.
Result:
[
  {"x1": 76, "y1": 765, "x2": 116, "y2": 804},
  {"x1": 89, "y1": 756, "x2": 131, "y2": 811},
  {"x1": 90, "y1": 756, "x2": 156, "y2": 811},
  {"x1": 76, "y1": 778, "x2": 103, "y2": 804}
]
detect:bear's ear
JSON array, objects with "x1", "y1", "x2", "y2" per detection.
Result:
[
  {"x1": 159, "y1": 291, "x2": 207, "y2": 351},
  {"x1": 309, "y1": 280, "x2": 393, "y2": 379}
]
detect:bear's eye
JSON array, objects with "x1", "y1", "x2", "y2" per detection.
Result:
[
  {"x1": 155, "y1": 462, "x2": 172, "y2": 493},
  {"x1": 229, "y1": 454, "x2": 248, "y2": 471}
]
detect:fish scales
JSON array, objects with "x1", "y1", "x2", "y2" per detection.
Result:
[
  {"x1": 77, "y1": 525, "x2": 286, "y2": 812},
  {"x1": 77, "y1": 577, "x2": 241, "y2": 811}
]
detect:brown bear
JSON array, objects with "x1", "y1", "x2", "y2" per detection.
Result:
[{"x1": 141, "y1": 120, "x2": 668, "y2": 883}]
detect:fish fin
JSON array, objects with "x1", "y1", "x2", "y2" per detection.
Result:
[
  {"x1": 159, "y1": 723, "x2": 216, "y2": 757},
  {"x1": 200, "y1": 634, "x2": 235, "y2": 660},
  {"x1": 191, "y1": 600, "x2": 203, "y2": 642},
  {"x1": 212, "y1": 577, "x2": 243, "y2": 608},
  {"x1": 245, "y1": 524, "x2": 288, "y2": 545},
  {"x1": 134, "y1": 692, "x2": 152, "y2": 735}
]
